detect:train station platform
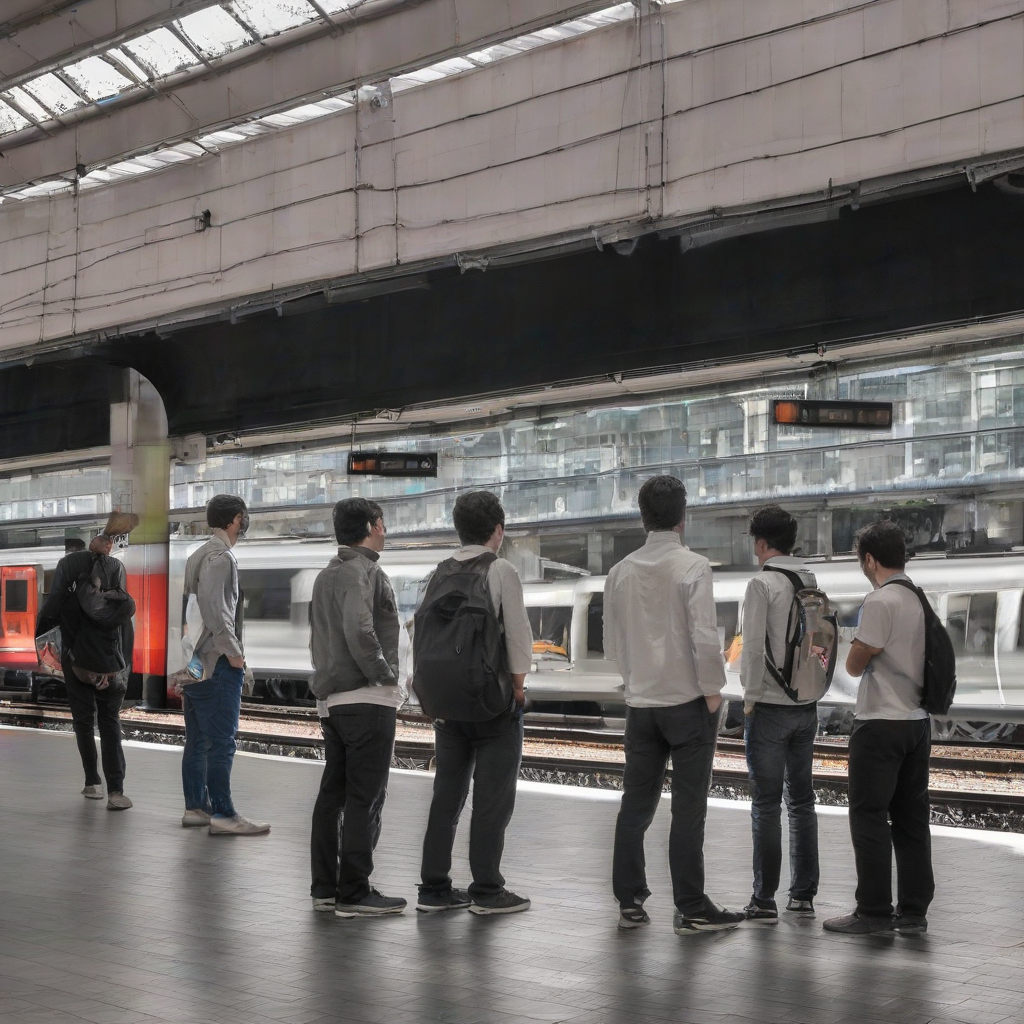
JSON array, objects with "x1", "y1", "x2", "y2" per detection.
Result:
[{"x1": 1, "y1": 726, "x2": 1021, "y2": 1024}]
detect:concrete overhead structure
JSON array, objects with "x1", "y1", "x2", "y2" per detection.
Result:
[{"x1": 2, "y1": 0, "x2": 1024, "y2": 354}]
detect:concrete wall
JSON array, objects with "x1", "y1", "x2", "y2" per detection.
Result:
[{"x1": 2, "y1": 0, "x2": 1023, "y2": 353}]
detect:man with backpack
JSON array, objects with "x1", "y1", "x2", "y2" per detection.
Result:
[
  {"x1": 36, "y1": 512, "x2": 139, "y2": 810},
  {"x1": 604, "y1": 475, "x2": 745, "y2": 935},
  {"x1": 823, "y1": 520, "x2": 937, "y2": 936},
  {"x1": 309, "y1": 498, "x2": 405, "y2": 918},
  {"x1": 180, "y1": 494, "x2": 269, "y2": 836},
  {"x1": 414, "y1": 490, "x2": 534, "y2": 915},
  {"x1": 741, "y1": 505, "x2": 830, "y2": 923}
]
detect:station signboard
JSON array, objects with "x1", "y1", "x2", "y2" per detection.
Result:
[
  {"x1": 772, "y1": 400, "x2": 893, "y2": 429},
  {"x1": 347, "y1": 451, "x2": 438, "y2": 477}
]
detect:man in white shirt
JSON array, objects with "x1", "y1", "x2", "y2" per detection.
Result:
[
  {"x1": 740, "y1": 505, "x2": 819, "y2": 923},
  {"x1": 604, "y1": 475, "x2": 744, "y2": 935},
  {"x1": 823, "y1": 520, "x2": 934, "y2": 936},
  {"x1": 418, "y1": 491, "x2": 535, "y2": 916}
]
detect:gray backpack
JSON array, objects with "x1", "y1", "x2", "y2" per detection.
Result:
[{"x1": 762, "y1": 565, "x2": 838, "y2": 703}]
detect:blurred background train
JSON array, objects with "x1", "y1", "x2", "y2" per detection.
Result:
[{"x1": 3, "y1": 537, "x2": 1024, "y2": 728}]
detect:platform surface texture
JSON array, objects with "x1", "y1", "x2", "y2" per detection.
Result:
[{"x1": 0, "y1": 726, "x2": 1021, "y2": 1024}]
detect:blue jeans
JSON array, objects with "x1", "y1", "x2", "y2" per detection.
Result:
[
  {"x1": 744, "y1": 702, "x2": 819, "y2": 903},
  {"x1": 181, "y1": 656, "x2": 243, "y2": 818}
]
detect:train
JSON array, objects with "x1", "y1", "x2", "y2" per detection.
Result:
[{"x1": 2, "y1": 540, "x2": 1024, "y2": 721}]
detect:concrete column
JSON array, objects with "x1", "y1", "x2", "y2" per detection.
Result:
[{"x1": 110, "y1": 370, "x2": 170, "y2": 707}]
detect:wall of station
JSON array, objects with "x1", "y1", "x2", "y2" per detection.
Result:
[{"x1": 2, "y1": 0, "x2": 1024, "y2": 352}]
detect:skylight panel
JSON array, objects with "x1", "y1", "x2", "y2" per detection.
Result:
[
  {"x1": 0, "y1": 100, "x2": 30, "y2": 135},
  {"x1": 22, "y1": 73, "x2": 87, "y2": 116},
  {"x1": 123, "y1": 27, "x2": 201, "y2": 77},
  {"x1": 194, "y1": 127, "x2": 250, "y2": 149},
  {"x1": 229, "y1": 0, "x2": 317, "y2": 37},
  {"x1": 176, "y1": 6, "x2": 254, "y2": 58},
  {"x1": 4, "y1": 87, "x2": 51, "y2": 123},
  {"x1": 317, "y1": 0, "x2": 360, "y2": 11},
  {"x1": 62, "y1": 56, "x2": 133, "y2": 101},
  {"x1": 106, "y1": 47, "x2": 152, "y2": 82}
]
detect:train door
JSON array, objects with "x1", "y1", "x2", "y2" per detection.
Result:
[
  {"x1": 941, "y1": 591, "x2": 998, "y2": 703},
  {"x1": 0, "y1": 566, "x2": 40, "y2": 674}
]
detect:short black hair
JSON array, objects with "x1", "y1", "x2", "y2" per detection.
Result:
[
  {"x1": 334, "y1": 498, "x2": 384, "y2": 545},
  {"x1": 452, "y1": 491, "x2": 505, "y2": 545},
  {"x1": 856, "y1": 520, "x2": 906, "y2": 571},
  {"x1": 64, "y1": 537, "x2": 86, "y2": 553},
  {"x1": 750, "y1": 505, "x2": 799, "y2": 555},
  {"x1": 206, "y1": 494, "x2": 249, "y2": 530},
  {"x1": 638, "y1": 475, "x2": 686, "y2": 532}
]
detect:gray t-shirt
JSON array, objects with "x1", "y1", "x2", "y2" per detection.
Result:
[{"x1": 853, "y1": 574, "x2": 928, "y2": 721}]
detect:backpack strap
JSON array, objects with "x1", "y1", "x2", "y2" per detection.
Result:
[
  {"x1": 882, "y1": 577, "x2": 931, "y2": 616},
  {"x1": 760, "y1": 564, "x2": 803, "y2": 701}
]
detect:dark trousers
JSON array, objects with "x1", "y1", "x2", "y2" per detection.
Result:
[
  {"x1": 848, "y1": 718, "x2": 934, "y2": 918},
  {"x1": 612, "y1": 698, "x2": 719, "y2": 915},
  {"x1": 744, "y1": 702, "x2": 819, "y2": 902},
  {"x1": 310, "y1": 704, "x2": 397, "y2": 903},
  {"x1": 181, "y1": 656, "x2": 243, "y2": 818},
  {"x1": 62, "y1": 658, "x2": 126, "y2": 791},
  {"x1": 420, "y1": 708, "x2": 524, "y2": 898}
]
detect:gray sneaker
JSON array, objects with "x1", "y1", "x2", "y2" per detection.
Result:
[
  {"x1": 182, "y1": 808, "x2": 212, "y2": 828},
  {"x1": 744, "y1": 899, "x2": 779, "y2": 924},
  {"x1": 673, "y1": 902, "x2": 745, "y2": 935},
  {"x1": 107, "y1": 792, "x2": 133, "y2": 811},
  {"x1": 208, "y1": 814, "x2": 270, "y2": 836},
  {"x1": 786, "y1": 898, "x2": 815, "y2": 915},
  {"x1": 822, "y1": 912, "x2": 893, "y2": 935},
  {"x1": 416, "y1": 888, "x2": 472, "y2": 913},
  {"x1": 335, "y1": 889, "x2": 407, "y2": 918},
  {"x1": 618, "y1": 906, "x2": 650, "y2": 930},
  {"x1": 311, "y1": 897, "x2": 336, "y2": 912},
  {"x1": 82, "y1": 785, "x2": 104, "y2": 800},
  {"x1": 468, "y1": 889, "x2": 530, "y2": 915}
]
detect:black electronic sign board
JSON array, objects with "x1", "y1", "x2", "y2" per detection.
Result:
[
  {"x1": 772, "y1": 400, "x2": 893, "y2": 429},
  {"x1": 347, "y1": 452, "x2": 438, "y2": 477}
]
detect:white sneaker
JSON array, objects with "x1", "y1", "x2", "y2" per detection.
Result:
[
  {"x1": 182, "y1": 808, "x2": 212, "y2": 828},
  {"x1": 312, "y1": 897, "x2": 336, "y2": 912},
  {"x1": 209, "y1": 814, "x2": 271, "y2": 836},
  {"x1": 107, "y1": 793, "x2": 133, "y2": 811},
  {"x1": 82, "y1": 785, "x2": 104, "y2": 800}
]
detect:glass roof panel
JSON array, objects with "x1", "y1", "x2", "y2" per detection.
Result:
[
  {"x1": 0, "y1": 100, "x2": 30, "y2": 135},
  {"x1": 62, "y1": 56, "x2": 134, "y2": 101},
  {"x1": 106, "y1": 47, "x2": 151, "y2": 82},
  {"x1": 176, "y1": 6, "x2": 254, "y2": 58},
  {"x1": 123, "y1": 27, "x2": 201, "y2": 77},
  {"x1": 22, "y1": 73, "x2": 88, "y2": 116},
  {"x1": 3, "y1": 87, "x2": 51, "y2": 123},
  {"x1": 229, "y1": 0, "x2": 317, "y2": 37},
  {"x1": 317, "y1": 0, "x2": 360, "y2": 11}
]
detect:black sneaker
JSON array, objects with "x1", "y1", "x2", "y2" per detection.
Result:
[
  {"x1": 744, "y1": 898, "x2": 779, "y2": 924},
  {"x1": 335, "y1": 888, "x2": 407, "y2": 918},
  {"x1": 822, "y1": 912, "x2": 893, "y2": 935},
  {"x1": 786, "y1": 898, "x2": 815, "y2": 915},
  {"x1": 893, "y1": 914, "x2": 927, "y2": 935},
  {"x1": 673, "y1": 901, "x2": 745, "y2": 935},
  {"x1": 618, "y1": 905, "x2": 650, "y2": 930},
  {"x1": 467, "y1": 889, "x2": 530, "y2": 915},
  {"x1": 416, "y1": 888, "x2": 472, "y2": 913}
]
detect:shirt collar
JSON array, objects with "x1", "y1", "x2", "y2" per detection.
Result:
[
  {"x1": 341, "y1": 544, "x2": 380, "y2": 562},
  {"x1": 644, "y1": 531, "x2": 683, "y2": 547}
]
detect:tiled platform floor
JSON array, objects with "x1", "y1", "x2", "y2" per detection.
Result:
[{"x1": 1, "y1": 726, "x2": 1022, "y2": 1024}]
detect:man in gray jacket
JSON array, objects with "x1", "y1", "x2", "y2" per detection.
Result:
[
  {"x1": 309, "y1": 497, "x2": 405, "y2": 918},
  {"x1": 180, "y1": 494, "x2": 269, "y2": 836}
]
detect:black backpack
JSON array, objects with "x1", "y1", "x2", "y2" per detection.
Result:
[
  {"x1": 412, "y1": 553, "x2": 509, "y2": 721},
  {"x1": 883, "y1": 578, "x2": 957, "y2": 715},
  {"x1": 69, "y1": 554, "x2": 136, "y2": 676}
]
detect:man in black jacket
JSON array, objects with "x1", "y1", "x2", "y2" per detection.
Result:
[
  {"x1": 309, "y1": 498, "x2": 405, "y2": 918},
  {"x1": 35, "y1": 513, "x2": 138, "y2": 810}
]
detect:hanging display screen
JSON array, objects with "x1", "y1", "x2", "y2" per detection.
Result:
[
  {"x1": 347, "y1": 452, "x2": 438, "y2": 476},
  {"x1": 772, "y1": 400, "x2": 893, "y2": 429}
]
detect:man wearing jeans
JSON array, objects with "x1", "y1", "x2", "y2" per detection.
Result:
[
  {"x1": 824, "y1": 520, "x2": 934, "y2": 936},
  {"x1": 604, "y1": 475, "x2": 744, "y2": 935},
  {"x1": 740, "y1": 505, "x2": 819, "y2": 923},
  {"x1": 180, "y1": 494, "x2": 269, "y2": 836},
  {"x1": 309, "y1": 498, "x2": 405, "y2": 918}
]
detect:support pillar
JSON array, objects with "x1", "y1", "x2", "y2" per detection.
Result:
[{"x1": 110, "y1": 370, "x2": 170, "y2": 708}]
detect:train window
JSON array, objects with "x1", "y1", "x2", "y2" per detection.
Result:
[
  {"x1": 240, "y1": 570, "x2": 295, "y2": 621},
  {"x1": 4, "y1": 579, "x2": 28, "y2": 613},
  {"x1": 527, "y1": 606, "x2": 571, "y2": 660},
  {"x1": 834, "y1": 600, "x2": 862, "y2": 628},
  {"x1": 587, "y1": 594, "x2": 604, "y2": 658},
  {"x1": 945, "y1": 593, "x2": 997, "y2": 656},
  {"x1": 716, "y1": 601, "x2": 738, "y2": 652},
  {"x1": 945, "y1": 594, "x2": 969, "y2": 654}
]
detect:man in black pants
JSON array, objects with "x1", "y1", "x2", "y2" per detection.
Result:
[
  {"x1": 309, "y1": 498, "x2": 405, "y2": 917},
  {"x1": 824, "y1": 520, "x2": 934, "y2": 935},
  {"x1": 418, "y1": 491, "x2": 535, "y2": 915},
  {"x1": 36, "y1": 514, "x2": 137, "y2": 810},
  {"x1": 604, "y1": 476, "x2": 744, "y2": 935}
]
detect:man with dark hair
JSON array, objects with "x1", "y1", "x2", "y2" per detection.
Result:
[
  {"x1": 179, "y1": 494, "x2": 269, "y2": 835},
  {"x1": 740, "y1": 505, "x2": 819, "y2": 924},
  {"x1": 604, "y1": 475, "x2": 744, "y2": 935},
  {"x1": 309, "y1": 498, "x2": 406, "y2": 918},
  {"x1": 824, "y1": 520, "x2": 934, "y2": 935},
  {"x1": 417, "y1": 490, "x2": 534, "y2": 915},
  {"x1": 37, "y1": 513, "x2": 138, "y2": 810}
]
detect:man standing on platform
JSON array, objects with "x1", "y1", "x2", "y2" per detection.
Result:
[
  {"x1": 604, "y1": 475, "x2": 744, "y2": 935},
  {"x1": 740, "y1": 505, "x2": 820, "y2": 923},
  {"x1": 180, "y1": 494, "x2": 270, "y2": 836},
  {"x1": 308, "y1": 498, "x2": 406, "y2": 918},
  {"x1": 823, "y1": 520, "x2": 934, "y2": 935}
]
